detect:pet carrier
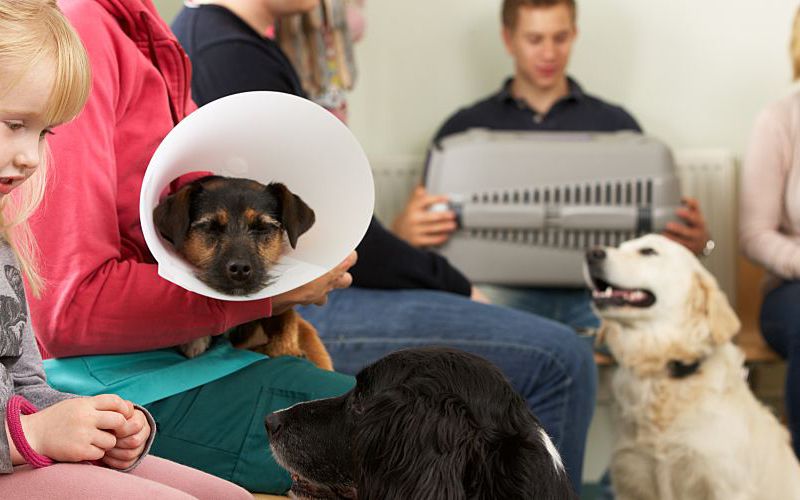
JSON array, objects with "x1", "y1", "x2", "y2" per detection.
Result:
[{"x1": 424, "y1": 130, "x2": 682, "y2": 286}]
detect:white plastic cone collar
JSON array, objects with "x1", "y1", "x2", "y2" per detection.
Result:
[{"x1": 140, "y1": 91, "x2": 374, "y2": 301}]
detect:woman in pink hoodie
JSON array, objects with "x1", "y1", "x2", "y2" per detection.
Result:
[
  {"x1": 0, "y1": 1, "x2": 249, "y2": 498},
  {"x1": 26, "y1": 0, "x2": 356, "y2": 494}
]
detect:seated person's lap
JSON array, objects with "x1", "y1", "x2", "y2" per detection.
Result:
[
  {"x1": 478, "y1": 284, "x2": 600, "y2": 330},
  {"x1": 145, "y1": 356, "x2": 354, "y2": 494},
  {"x1": 6, "y1": 456, "x2": 251, "y2": 499},
  {"x1": 297, "y1": 287, "x2": 591, "y2": 379}
]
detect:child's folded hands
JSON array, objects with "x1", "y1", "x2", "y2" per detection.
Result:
[
  {"x1": 101, "y1": 405, "x2": 151, "y2": 470},
  {"x1": 18, "y1": 393, "x2": 151, "y2": 468}
]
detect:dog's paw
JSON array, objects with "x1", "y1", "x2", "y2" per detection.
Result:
[{"x1": 180, "y1": 336, "x2": 212, "y2": 358}]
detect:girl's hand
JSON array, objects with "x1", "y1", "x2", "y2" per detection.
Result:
[
  {"x1": 101, "y1": 407, "x2": 150, "y2": 469},
  {"x1": 20, "y1": 394, "x2": 130, "y2": 463},
  {"x1": 271, "y1": 251, "x2": 357, "y2": 314}
]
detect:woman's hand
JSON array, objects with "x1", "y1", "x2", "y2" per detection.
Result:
[
  {"x1": 391, "y1": 186, "x2": 458, "y2": 248},
  {"x1": 101, "y1": 407, "x2": 151, "y2": 469},
  {"x1": 19, "y1": 394, "x2": 130, "y2": 463},
  {"x1": 271, "y1": 251, "x2": 357, "y2": 315}
]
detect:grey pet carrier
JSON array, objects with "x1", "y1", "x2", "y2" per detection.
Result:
[{"x1": 424, "y1": 130, "x2": 682, "y2": 286}]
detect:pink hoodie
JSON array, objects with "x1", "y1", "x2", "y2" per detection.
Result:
[{"x1": 30, "y1": 0, "x2": 271, "y2": 358}]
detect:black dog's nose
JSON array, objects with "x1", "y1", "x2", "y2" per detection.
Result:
[
  {"x1": 585, "y1": 247, "x2": 607, "y2": 263},
  {"x1": 227, "y1": 260, "x2": 252, "y2": 281},
  {"x1": 265, "y1": 412, "x2": 282, "y2": 437}
]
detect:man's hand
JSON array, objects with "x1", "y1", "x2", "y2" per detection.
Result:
[
  {"x1": 470, "y1": 286, "x2": 491, "y2": 304},
  {"x1": 662, "y1": 197, "x2": 711, "y2": 256},
  {"x1": 391, "y1": 186, "x2": 458, "y2": 247},
  {"x1": 271, "y1": 251, "x2": 357, "y2": 315},
  {"x1": 102, "y1": 407, "x2": 150, "y2": 470}
]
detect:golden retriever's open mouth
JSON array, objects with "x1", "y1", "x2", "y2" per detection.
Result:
[
  {"x1": 589, "y1": 276, "x2": 656, "y2": 308},
  {"x1": 289, "y1": 474, "x2": 356, "y2": 500}
]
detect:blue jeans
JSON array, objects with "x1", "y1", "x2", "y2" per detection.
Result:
[
  {"x1": 298, "y1": 287, "x2": 597, "y2": 492},
  {"x1": 760, "y1": 280, "x2": 800, "y2": 459},
  {"x1": 479, "y1": 285, "x2": 600, "y2": 330}
]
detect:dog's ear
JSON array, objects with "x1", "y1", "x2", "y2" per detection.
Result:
[
  {"x1": 475, "y1": 395, "x2": 577, "y2": 500},
  {"x1": 266, "y1": 183, "x2": 315, "y2": 249},
  {"x1": 354, "y1": 387, "x2": 477, "y2": 500},
  {"x1": 153, "y1": 183, "x2": 200, "y2": 249},
  {"x1": 689, "y1": 270, "x2": 740, "y2": 345}
]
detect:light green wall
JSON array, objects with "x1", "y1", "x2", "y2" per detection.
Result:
[{"x1": 151, "y1": 0, "x2": 181, "y2": 23}]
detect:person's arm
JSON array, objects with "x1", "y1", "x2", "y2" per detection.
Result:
[
  {"x1": 28, "y1": 7, "x2": 271, "y2": 358},
  {"x1": 11, "y1": 317, "x2": 156, "y2": 472},
  {"x1": 351, "y1": 217, "x2": 471, "y2": 296},
  {"x1": 12, "y1": 309, "x2": 75, "y2": 410},
  {"x1": 1, "y1": 391, "x2": 26, "y2": 471},
  {"x1": 739, "y1": 104, "x2": 800, "y2": 278}
]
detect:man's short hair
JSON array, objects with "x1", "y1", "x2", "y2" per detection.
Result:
[{"x1": 501, "y1": 0, "x2": 577, "y2": 30}]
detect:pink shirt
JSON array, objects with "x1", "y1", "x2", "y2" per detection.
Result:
[
  {"x1": 29, "y1": 0, "x2": 271, "y2": 358},
  {"x1": 740, "y1": 90, "x2": 800, "y2": 283}
]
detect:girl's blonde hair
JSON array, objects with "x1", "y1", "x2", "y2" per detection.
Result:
[
  {"x1": 0, "y1": 0, "x2": 90, "y2": 296},
  {"x1": 793, "y1": 6, "x2": 800, "y2": 80}
]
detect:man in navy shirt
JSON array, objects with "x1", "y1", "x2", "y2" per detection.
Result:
[{"x1": 392, "y1": 0, "x2": 711, "y2": 329}]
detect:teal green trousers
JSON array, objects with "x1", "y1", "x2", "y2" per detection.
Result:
[{"x1": 144, "y1": 356, "x2": 355, "y2": 493}]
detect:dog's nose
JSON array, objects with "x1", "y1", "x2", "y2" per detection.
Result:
[
  {"x1": 265, "y1": 412, "x2": 282, "y2": 437},
  {"x1": 585, "y1": 247, "x2": 607, "y2": 263},
  {"x1": 227, "y1": 260, "x2": 252, "y2": 281}
]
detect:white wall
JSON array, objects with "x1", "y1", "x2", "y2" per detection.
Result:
[
  {"x1": 346, "y1": 0, "x2": 799, "y2": 159},
  {"x1": 152, "y1": 0, "x2": 799, "y2": 157},
  {"x1": 153, "y1": 0, "x2": 181, "y2": 22}
]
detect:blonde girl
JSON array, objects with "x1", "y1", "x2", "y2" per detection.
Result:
[{"x1": 0, "y1": 2, "x2": 249, "y2": 497}]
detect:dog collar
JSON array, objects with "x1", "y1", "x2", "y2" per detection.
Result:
[{"x1": 667, "y1": 359, "x2": 702, "y2": 379}]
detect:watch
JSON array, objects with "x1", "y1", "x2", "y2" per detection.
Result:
[{"x1": 701, "y1": 238, "x2": 716, "y2": 258}]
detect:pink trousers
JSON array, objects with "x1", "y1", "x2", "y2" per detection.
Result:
[{"x1": 3, "y1": 455, "x2": 253, "y2": 499}]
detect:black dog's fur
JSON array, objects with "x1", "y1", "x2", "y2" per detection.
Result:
[{"x1": 267, "y1": 347, "x2": 576, "y2": 500}]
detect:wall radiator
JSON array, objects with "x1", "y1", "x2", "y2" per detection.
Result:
[{"x1": 370, "y1": 148, "x2": 738, "y2": 302}]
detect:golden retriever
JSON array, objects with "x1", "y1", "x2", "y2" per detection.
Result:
[{"x1": 584, "y1": 234, "x2": 800, "y2": 500}]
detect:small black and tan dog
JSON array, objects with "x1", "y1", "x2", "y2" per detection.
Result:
[
  {"x1": 154, "y1": 175, "x2": 332, "y2": 368},
  {"x1": 266, "y1": 347, "x2": 576, "y2": 500}
]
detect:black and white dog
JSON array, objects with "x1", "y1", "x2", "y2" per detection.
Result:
[{"x1": 266, "y1": 347, "x2": 575, "y2": 500}]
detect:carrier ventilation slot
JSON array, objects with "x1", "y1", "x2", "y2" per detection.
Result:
[{"x1": 463, "y1": 178, "x2": 654, "y2": 249}]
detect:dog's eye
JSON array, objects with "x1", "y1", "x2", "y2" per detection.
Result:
[
  {"x1": 191, "y1": 219, "x2": 226, "y2": 233},
  {"x1": 208, "y1": 220, "x2": 226, "y2": 233},
  {"x1": 249, "y1": 222, "x2": 276, "y2": 234},
  {"x1": 639, "y1": 247, "x2": 658, "y2": 256}
]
